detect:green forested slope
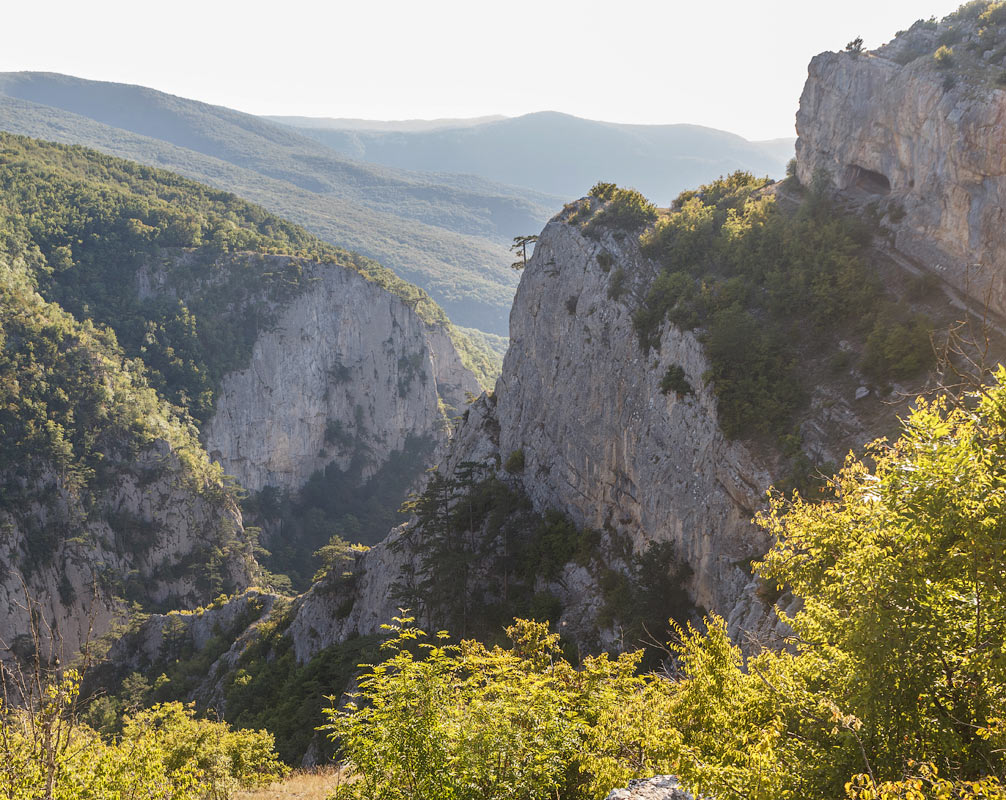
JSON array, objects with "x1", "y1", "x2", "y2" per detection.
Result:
[
  {"x1": 0, "y1": 74, "x2": 544, "y2": 333},
  {"x1": 0, "y1": 132, "x2": 494, "y2": 422},
  {"x1": 0, "y1": 260, "x2": 219, "y2": 505}
]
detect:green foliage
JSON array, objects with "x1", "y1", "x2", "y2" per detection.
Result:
[
  {"x1": 935, "y1": 44, "x2": 956, "y2": 66},
  {"x1": 0, "y1": 132, "x2": 496, "y2": 428},
  {"x1": 946, "y1": 1, "x2": 993, "y2": 23},
  {"x1": 658, "y1": 372, "x2": 1006, "y2": 798},
  {"x1": 312, "y1": 535, "x2": 367, "y2": 584},
  {"x1": 633, "y1": 171, "x2": 931, "y2": 439},
  {"x1": 862, "y1": 313, "x2": 933, "y2": 379},
  {"x1": 504, "y1": 448, "x2": 526, "y2": 474},
  {"x1": 509, "y1": 234, "x2": 539, "y2": 271},
  {"x1": 846, "y1": 36, "x2": 865, "y2": 53},
  {"x1": 597, "y1": 541, "x2": 694, "y2": 662},
  {"x1": 325, "y1": 616, "x2": 678, "y2": 800},
  {"x1": 659, "y1": 364, "x2": 694, "y2": 398},
  {"x1": 397, "y1": 467, "x2": 568, "y2": 633},
  {"x1": 0, "y1": 259, "x2": 252, "y2": 587},
  {"x1": 244, "y1": 435, "x2": 436, "y2": 590},
  {"x1": 785, "y1": 157, "x2": 799, "y2": 183},
  {"x1": 223, "y1": 627, "x2": 382, "y2": 765},
  {"x1": 607, "y1": 267, "x2": 628, "y2": 300},
  {"x1": 395, "y1": 464, "x2": 693, "y2": 653},
  {"x1": 589, "y1": 182, "x2": 619, "y2": 201},
  {"x1": 0, "y1": 75, "x2": 545, "y2": 336},
  {"x1": 584, "y1": 185, "x2": 658, "y2": 238},
  {"x1": 0, "y1": 671, "x2": 286, "y2": 800},
  {"x1": 331, "y1": 373, "x2": 1006, "y2": 799},
  {"x1": 982, "y1": 1, "x2": 1006, "y2": 25},
  {"x1": 846, "y1": 764, "x2": 1006, "y2": 799},
  {"x1": 118, "y1": 702, "x2": 288, "y2": 799}
]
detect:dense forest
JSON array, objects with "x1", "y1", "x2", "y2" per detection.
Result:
[{"x1": 0, "y1": 132, "x2": 496, "y2": 420}]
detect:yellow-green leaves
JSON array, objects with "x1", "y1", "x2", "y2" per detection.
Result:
[{"x1": 325, "y1": 617, "x2": 678, "y2": 800}]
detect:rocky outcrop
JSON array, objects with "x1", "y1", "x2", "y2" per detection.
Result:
[
  {"x1": 493, "y1": 218, "x2": 771, "y2": 626},
  {"x1": 285, "y1": 210, "x2": 782, "y2": 656},
  {"x1": 101, "y1": 590, "x2": 278, "y2": 710},
  {"x1": 795, "y1": 21, "x2": 1006, "y2": 315},
  {"x1": 606, "y1": 776, "x2": 693, "y2": 800},
  {"x1": 0, "y1": 444, "x2": 256, "y2": 655},
  {"x1": 201, "y1": 259, "x2": 481, "y2": 493}
]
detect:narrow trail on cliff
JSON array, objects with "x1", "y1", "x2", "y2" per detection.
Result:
[{"x1": 774, "y1": 184, "x2": 1006, "y2": 341}]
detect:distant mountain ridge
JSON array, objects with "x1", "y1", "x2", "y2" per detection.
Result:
[
  {"x1": 272, "y1": 110, "x2": 795, "y2": 203},
  {"x1": 0, "y1": 72, "x2": 550, "y2": 334},
  {"x1": 267, "y1": 115, "x2": 507, "y2": 132},
  {"x1": 0, "y1": 72, "x2": 794, "y2": 335}
]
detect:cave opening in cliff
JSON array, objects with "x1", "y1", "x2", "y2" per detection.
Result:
[{"x1": 846, "y1": 164, "x2": 891, "y2": 195}]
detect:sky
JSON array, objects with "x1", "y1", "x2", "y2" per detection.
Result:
[{"x1": 1, "y1": 0, "x2": 964, "y2": 141}]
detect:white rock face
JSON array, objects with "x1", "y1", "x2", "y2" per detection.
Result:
[
  {"x1": 795, "y1": 46, "x2": 1006, "y2": 314},
  {"x1": 606, "y1": 776, "x2": 693, "y2": 800},
  {"x1": 203, "y1": 262, "x2": 481, "y2": 492},
  {"x1": 0, "y1": 443, "x2": 255, "y2": 654},
  {"x1": 286, "y1": 214, "x2": 778, "y2": 658},
  {"x1": 495, "y1": 219, "x2": 771, "y2": 623}
]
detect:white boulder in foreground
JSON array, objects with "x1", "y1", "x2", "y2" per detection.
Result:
[{"x1": 606, "y1": 775, "x2": 693, "y2": 800}]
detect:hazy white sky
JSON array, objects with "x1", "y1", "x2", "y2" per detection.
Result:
[{"x1": 3, "y1": 0, "x2": 963, "y2": 140}]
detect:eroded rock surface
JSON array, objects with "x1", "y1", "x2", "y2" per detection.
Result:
[
  {"x1": 203, "y1": 261, "x2": 480, "y2": 492},
  {"x1": 795, "y1": 23, "x2": 1006, "y2": 315},
  {"x1": 0, "y1": 444, "x2": 256, "y2": 654}
]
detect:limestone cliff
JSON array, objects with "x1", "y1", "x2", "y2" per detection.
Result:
[
  {"x1": 795, "y1": 12, "x2": 1006, "y2": 316},
  {"x1": 286, "y1": 209, "x2": 791, "y2": 656},
  {"x1": 199, "y1": 257, "x2": 481, "y2": 493},
  {"x1": 0, "y1": 439, "x2": 256, "y2": 655},
  {"x1": 286, "y1": 182, "x2": 967, "y2": 659}
]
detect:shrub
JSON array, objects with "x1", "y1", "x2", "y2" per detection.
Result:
[
  {"x1": 324, "y1": 616, "x2": 678, "y2": 800},
  {"x1": 886, "y1": 201, "x2": 907, "y2": 223},
  {"x1": 631, "y1": 170, "x2": 930, "y2": 440},
  {"x1": 862, "y1": 312, "x2": 933, "y2": 379},
  {"x1": 607, "y1": 267, "x2": 629, "y2": 300},
  {"x1": 504, "y1": 449, "x2": 525, "y2": 474},
  {"x1": 585, "y1": 186, "x2": 658, "y2": 237},
  {"x1": 0, "y1": 670, "x2": 287, "y2": 800},
  {"x1": 659, "y1": 364, "x2": 694, "y2": 398},
  {"x1": 935, "y1": 44, "x2": 955, "y2": 66},
  {"x1": 982, "y1": 1, "x2": 1006, "y2": 25},
  {"x1": 589, "y1": 181, "x2": 618, "y2": 201},
  {"x1": 948, "y1": 0, "x2": 994, "y2": 22}
]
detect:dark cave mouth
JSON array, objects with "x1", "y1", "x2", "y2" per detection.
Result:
[{"x1": 846, "y1": 164, "x2": 892, "y2": 195}]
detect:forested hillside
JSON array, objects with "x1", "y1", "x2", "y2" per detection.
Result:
[
  {"x1": 0, "y1": 73, "x2": 545, "y2": 333},
  {"x1": 0, "y1": 131, "x2": 494, "y2": 634},
  {"x1": 0, "y1": 246, "x2": 257, "y2": 652}
]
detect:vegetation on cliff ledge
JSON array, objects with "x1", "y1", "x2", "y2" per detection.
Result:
[
  {"x1": 327, "y1": 371, "x2": 1006, "y2": 800},
  {"x1": 620, "y1": 171, "x2": 932, "y2": 440}
]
